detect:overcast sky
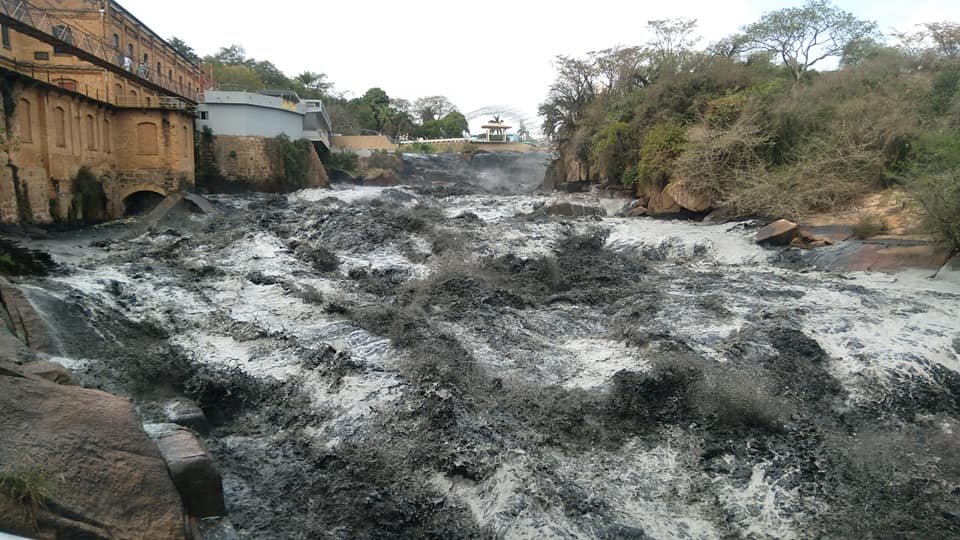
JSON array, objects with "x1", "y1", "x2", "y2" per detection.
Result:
[{"x1": 120, "y1": 0, "x2": 960, "y2": 130}]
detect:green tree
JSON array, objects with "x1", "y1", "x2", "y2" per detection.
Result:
[
  {"x1": 413, "y1": 95, "x2": 457, "y2": 123},
  {"x1": 168, "y1": 36, "x2": 199, "y2": 64},
  {"x1": 741, "y1": 0, "x2": 879, "y2": 82},
  {"x1": 295, "y1": 71, "x2": 333, "y2": 95}
]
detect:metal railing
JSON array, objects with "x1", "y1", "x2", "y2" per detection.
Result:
[
  {"x1": 0, "y1": 0, "x2": 198, "y2": 101},
  {"x1": 0, "y1": 55, "x2": 195, "y2": 111}
]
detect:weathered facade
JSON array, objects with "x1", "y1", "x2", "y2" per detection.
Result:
[{"x1": 0, "y1": 0, "x2": 203, "y2": 222}]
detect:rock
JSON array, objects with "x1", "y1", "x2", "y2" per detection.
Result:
[
  {"x1": 20, "y1": 359, "x2": 78, "y2": 386},
  {"x1": 664, "y1": 180, "x2": 713, "y2": 212},
  {"x1": 0, "y1": 375, "x2": 187, "y2": 539},
  {"x1": 148, "y1": 424, "x2": 226, "y2": 518},
  {"x1": 190, "y1": 516, "x2": 240, "y2": 540},
  {"x1": 358, "y1": 168, "x2": 398, "y2": 187},
  {"x1": 626, "y1": 206, "x2": 649, "y2": 218},
  {"x1": 0, "y1": 278, "x2": 53, "y2": 353},
  {"x1": 544, "y1": 200, "x2": 604, "y2": 217},
  {"x1": 936, "y1": 254, "x2": 960, "y2": 285},
  {"x1": 164, "y1": 398, "x2": 209, "y2": 432},
  {"x1": 756, "y1": 219, "x2": 800, "y2": 246},
  {"x1": 647, "y1": 188, "x2": 683, "y2": 215}
]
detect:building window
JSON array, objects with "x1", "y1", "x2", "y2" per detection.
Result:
[
  {"x1": 168, "y1": 69, "x2": 172, "y2": 81},
  {"x1": 34, "y1": 51, "x2": 49, "y2": 61},
  {"x1": 128, "y1": 43, "x2": 134, "y2": 58},
  {"x1": 102, "y1": 119, "x2": 111, "y2": 154},
  {"x1": 199, "y1": 111, "x2": 208, "y2": 120},
  {"x1": 136, "y1": 122, "x2": 159, "y2": 155},
  {"x1": 86, "y1": 114, "x2": 96, "y2": 151},
  {"x1": 112, "y1": 34, "x2": 119, "y2": 49},
  {"x1": 52, "y1": 25, "x2": 72, "y2": 55},
  {"x1": 182, "y1": 126, "x2": 189, "y2": 157},
  {"x1": 18, "y1": 98, "x2": 32, "y2": 143},
  {"x1": 54, "y1": 106, "x2": 67, "y2": 148},
  {"x1": 1, "y1": 25, "x2": 10, "y2": 49}
]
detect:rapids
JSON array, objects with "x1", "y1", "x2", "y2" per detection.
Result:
[{"x1": 11, "y1": 157, "x2": 960, "y2": 538}]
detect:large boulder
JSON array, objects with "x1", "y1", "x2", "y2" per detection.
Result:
[
  {"x1": 0, "y1": 278, "x2": 52, "y2": 353},
  {"x1": 544, "y1": 200, "x2": 604, "y2": 217},
  {"x1": 647, "y1": 188, "x2": 683, "y2": 215},
  {"x1": 357, "y1": 168, "x2": 398, "y2": 187},
  {"x1": 0, "y1": 375, "x2": 187, "y2": 539},
  {"x1": 756, "y1": 219, "x2": 800, "y2": 246},
  {"x1": 147, "y1": 425, "x2": 225, "y2": 519},
  {"x1": 664, "y1": 180, "x2": 713, "y2": 213}
]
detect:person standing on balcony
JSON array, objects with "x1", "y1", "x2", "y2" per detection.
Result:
[{"x1": 122, "y1": 55, "x2": 132, "y2": 72}]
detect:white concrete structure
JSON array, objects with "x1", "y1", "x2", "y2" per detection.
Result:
[{"x1": 196, "y1": 91, "x2": 331, "y2": 148}]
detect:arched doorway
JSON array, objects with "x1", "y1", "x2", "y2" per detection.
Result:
[{"x1": 122, "y1": 190, "x2": 165, "y2": 216}]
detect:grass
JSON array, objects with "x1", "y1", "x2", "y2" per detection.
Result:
[{"x1": 0, "y1": 461, "x2": 55, "y2": 523}]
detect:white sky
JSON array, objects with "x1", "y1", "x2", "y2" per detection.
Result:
[{"x1": 119, "y1": 0, "x2": 960, "y2": 130}]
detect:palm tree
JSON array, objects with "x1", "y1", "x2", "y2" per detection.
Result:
[
  {"x1": 489, "y1": 114, "x2": 502, "y2": 124},
  {"x1": 517, "y1": 122, "x2": 530, "y2": 142},
  {"x1": 295, "y1": 71, "x2": 332, "y2": 94}
]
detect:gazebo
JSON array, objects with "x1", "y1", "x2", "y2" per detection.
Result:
[{"x1": 481, "y1": 119, "x2": 512, "y2": 142}]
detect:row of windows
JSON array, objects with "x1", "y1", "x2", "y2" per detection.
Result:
[{"x1": 21, "y1": 101, "x2": 190, "y2": 158}]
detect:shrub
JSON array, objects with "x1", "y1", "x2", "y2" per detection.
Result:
[
  {"x1": 591, "y1": 121, "x2": 634, "y2": 184},
  {"x1": 852, "y1": 216, "x2": 889, "y2": 238},
  {"x1": 910, "y1": 169, "x2": 960, "y2": 251},
  {"x1": 325, "y1": 150, "x2": 359, "y2": 172},
  {"x1": 621, "y1": 164, "x2": 640, "y2": 188},
  {"x1": 402, "y1": 142, "x2": 435, "y2": 154},
  {"x1": 277, "y1": 134, "x2": 314, "y2": 190},
  {"x1": 636, "y1": 122, "x2": 687, "y2": 191}
]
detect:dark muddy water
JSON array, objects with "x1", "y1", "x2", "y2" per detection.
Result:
[{"x1": 14, "y1": 156, "x2": 960, "y2": 538}]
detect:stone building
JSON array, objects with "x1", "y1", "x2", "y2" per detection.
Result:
[{"x1": 0, "y1": 0, "x2": 204, "y2": 222}]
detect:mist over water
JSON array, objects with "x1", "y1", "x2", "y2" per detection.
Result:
[{"x1": 16, "y1": 159, "x2": 960, "y2": 538}]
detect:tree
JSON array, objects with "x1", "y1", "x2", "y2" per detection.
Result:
[
  {"x1": 412, "y1": 95, "x2": 458, "y2": 123},
  {"x1": 538, "y1": 55, "x2": 596, "y2": 140},
  {"x1": 296, "y1": 71, "x2": 333, "y2": 95},
  {"x1": 589, "y1": 45, "x2": 650, "y2": 95},
  {"x1": 168, "y1": 36, "x2": 199, "y2": 64},
  {"x1": 213, "y1": 44, "x2": 250, "y2": 66},
  {"x1": 741, "y1": 0, "x2": 879, "y2": 82},
  {"x1": 924, "y1": 22, "x2": 960, "y2": 58},
  {"x1": 647, "y1": 18, "x2": 700, "y2": 73}
]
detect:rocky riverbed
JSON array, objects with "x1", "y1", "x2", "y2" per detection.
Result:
[{"x1": 4, "y1": 153, "x2": 960, "y2": 538}]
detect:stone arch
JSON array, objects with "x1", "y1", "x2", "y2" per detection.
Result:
[{"x1": 120, "y1": 186, "x2": 167, "y2": 216}]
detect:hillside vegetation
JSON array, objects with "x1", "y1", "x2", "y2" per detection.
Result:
[{"x1": 539, "y1": 1, "x2": 960, "y2": 250}]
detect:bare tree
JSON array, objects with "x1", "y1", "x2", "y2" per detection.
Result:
[
  {"x1": 741, "y1": 0, "x2": 879, "y2": 82},
  {"x1": 924, "y1": 22, "x2": 960, "y2": 58},
  {"x1": 647, "y1": 18, "x2": 700, "y2": 71},
  {"x1": 589, "y1": 45, "x2": 650, "y2": 95}
]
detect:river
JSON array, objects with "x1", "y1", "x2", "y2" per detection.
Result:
[{"x1": 14, "y1": 153, "x2": 960, "y2": 538}]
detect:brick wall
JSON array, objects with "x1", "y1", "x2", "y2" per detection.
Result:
[{"x1": 0, "y1": 78, "x2": 196, "y2": 223}]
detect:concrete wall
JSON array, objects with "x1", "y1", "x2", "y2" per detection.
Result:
[
  {"x1": 330, "y1": 135, "x2": 399, "y2": 153},
  {"x1": 197, "y1": 92, "x2": 305, "y2": 138}
]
